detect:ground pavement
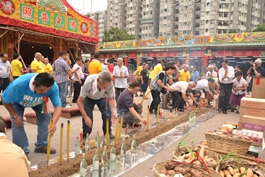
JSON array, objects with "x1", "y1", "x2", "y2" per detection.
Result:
[{"x1": 1, "y1": 94, "x2": 254, "y2": 176}]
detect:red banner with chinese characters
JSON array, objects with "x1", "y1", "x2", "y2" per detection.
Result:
[
  {"x1": 0, "y1": 0, "x2": 98, "y2": 44},
  {"x1": 217, "y1": 49, "x2": 262, "y2": 57}
]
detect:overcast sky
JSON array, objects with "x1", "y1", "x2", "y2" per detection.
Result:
[{"x1": 67, "y1": 0, "x2": 108, "y2": 14}]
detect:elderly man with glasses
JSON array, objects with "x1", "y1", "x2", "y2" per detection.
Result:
[
  {"x1": 77, "y1": 71, "x2": 118, "y2": 140},
  {"x1": 116, "y1": 81, "x2": 148, "y2": 127}
]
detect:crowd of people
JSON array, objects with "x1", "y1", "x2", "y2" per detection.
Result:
[{"x1": 0, "y1": 51, "x2": 264, "y2": 176}]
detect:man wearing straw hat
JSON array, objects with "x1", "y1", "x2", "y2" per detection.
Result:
[{"x1": 2, "y1": 73, "x2": 62, "y2": 156}]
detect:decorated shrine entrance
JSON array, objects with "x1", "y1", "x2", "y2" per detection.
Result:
[
  {"x1": 0, "y1": 0, "x2": 99, "y2": 63},
  {"x1": 18, "y1": 41, "x2": 54, "y2": 65}
]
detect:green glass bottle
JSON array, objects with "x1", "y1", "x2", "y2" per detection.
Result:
[
  {"x1": 80, "y1": 153, "x2": 87, "y2": 177},
  {"x1": 92, "y1": 149, "x2": 99, "y2": 177},
  {"x1": 85, "y1": 133, "x2": 90, "y2": 152},
  {"x1": 131, "y1": 139, "x2": 137, "y2": 164},
  {"x1": 75, "y1": 136, "x2": 81, "y2": 156},
  {"x1": 95, "y1": 131, "x2": 100, "y2": 149},
  {"x1": 110, "y1": 146, "x2": 116, "y2": 175},
  {"x1": 120, "y1": 138, "x2": 126, "y2": 168}
]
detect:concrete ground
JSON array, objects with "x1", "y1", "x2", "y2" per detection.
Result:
[{"x1": 2, "y1": 94, "x2": 252, "y2": 176}]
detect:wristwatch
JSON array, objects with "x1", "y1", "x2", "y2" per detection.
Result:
[{"x1": 12, "y1": 114, "x2": 19, "y2": 120}]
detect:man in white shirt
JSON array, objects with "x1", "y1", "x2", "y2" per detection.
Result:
[
  {"x1": 113, "y1": 57, "x2": 129, "y2": 101},
  {"x1": 72, "y1": 57, "x2": 84, "y2": 103},
  {"x1": 205, "y1": 65, "x2": 218, "y2": 79},
  {"x1": 191, "y1": 78, "x2": 217, "y2": 107},
  {"x1": 0, "y1": 53, "x2": 12, "y2": 95},
  {"x1": 168, "y1": 81, "x2": 197, "y2": 112},
  {"x1": 218, "y1": 59, "x2": 234, "y2": 114}
]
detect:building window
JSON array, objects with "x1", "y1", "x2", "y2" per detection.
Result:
[
  {"x1": 184, "y1": 14, "x2": 187, "y2": 18},
  {"x1": 206, "y1": 20, "x2": 209, "y2": 24},
  {"x1": 164, "y1": 16, "x2": 167, "y2": 20},
  {"x1": 150, "y1": 11, "x2": 153, "y2": 14},
  {"x1": 206, "y1": 2, "x2": 210, "y2": 6},
  {"x1": 184, "y1": 22, "x2": 187, "y2": 26},
  {"x1": 146, "y1": 26, "x2": 148, "y2": 29},
  {"x1": 146, "y1": 11, "x2": 149, "y2": 15},
  {"x1": 164, "y1": 8, "x2": 167, "y2": 12},
  {"x1": 206, "y1": 11, "x2": 210, "y2": 15},
  {"x1": 205, "y1": 28, "x2": 209, "y2": 33},
  {"x1": 184, "y1": 6, "x2": 188, "y2": 10},
  {"x1": 183, "y1": 30, "x2": 186, "y2": 34}
]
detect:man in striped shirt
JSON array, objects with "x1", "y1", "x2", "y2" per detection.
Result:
[{"x1": 53, "y1": 51, "x2": 77, "y2": 108}]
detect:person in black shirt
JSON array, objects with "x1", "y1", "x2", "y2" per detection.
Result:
[{"x1": 140, "y1": 63, "x2": 149, "y2": 99}]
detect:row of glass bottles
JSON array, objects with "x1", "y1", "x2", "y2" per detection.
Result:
[
  {"x1": 188, "y1": 111, "x2": 197, "y2": 128},
  {"x1": 75, "y1": 132, "x2": 101, "y2": 156},
  {"x1": 80, "y1": 138, "x2": 138, "y2": 177}
]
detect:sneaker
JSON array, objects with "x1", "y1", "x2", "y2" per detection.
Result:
[
  {"x1": 64, "y1": 105, "x2": 71, "y2": 108},
  {"x1": 236, "y1": 110, "x2": 239, "y2": 114},
  {"x1": 140, "y1": 94, "x2": 143, "y2": 97},
  {"x1": 34, "y1": 146, "x2": 56, "y2": 154},
  {"x1": 231, "y1": 108, "x2": 235, "y2": 112},
  {"x1": 135, "y1": 94, "x2": 138, "y2": 97}
]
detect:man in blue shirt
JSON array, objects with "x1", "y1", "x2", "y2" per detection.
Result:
[
  {"x1": 2, "y1": 73, "x2": 62, "y2": 155},
  {"x1": 190, "y1": 66, "x2": 199, "y2": 82}
]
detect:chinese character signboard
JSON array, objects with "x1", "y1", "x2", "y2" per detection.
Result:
[
  {"x1": 38, "y1": 10, "x2": 50, "y2": 26},
  {"x1": 54, "y1": 14, "x2": 65, "y2": 29},
  {"x1": 20, "y1": 4, "x2": 34, "y2": 22},
  {"x1": 68, "y1": 18, "x2": 78, "y2": 32}
]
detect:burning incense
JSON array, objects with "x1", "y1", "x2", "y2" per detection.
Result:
[
  {"x1": 67, "y1": 120, "x2": 70, "y2": 162},
  {"x1": 147, "y1": 105, "x2": 150, "y2": 130},
  {"x1": 106, "y1": 119, "x2": 109, "y2": 146},
  {"x1": 114, "y1": 120, "x2": 119, "y2": 146},
  {"x1": 47, "y1": 119, "x2": 53, "y2": 168},
  {"x1": 140, "y1": 88, "x2": 152, "y2": 104},
  {"x1": 156, "y1": 104, "x2": 160, "y2": 127},
  {"x1": 118, "y1": 116, "x2": 124, "y2": 143},
  {"x1": 60, "y1": 123, "x2": 64, "y2": 165}
]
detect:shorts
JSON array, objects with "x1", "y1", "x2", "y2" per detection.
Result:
[{"x1": 141, "y1": 84, "x2": 148, "y2": 92}]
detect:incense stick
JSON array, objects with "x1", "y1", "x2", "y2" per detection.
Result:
[
  {"x1": 47, "y1": 119, "x2": 53, "y2": 168},
  {"x1": 60, "y1": 123, "x2": 64, "y2": 165}
]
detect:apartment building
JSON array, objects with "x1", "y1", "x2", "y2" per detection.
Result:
[
  {"x1": 91, "y1": 0, "x2": 265, "y2": 40},
  {"x1": 90, "y1": 11, "x2": 108, "y2": 41}
]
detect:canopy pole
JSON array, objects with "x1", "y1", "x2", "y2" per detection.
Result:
[
  {"x1": 82, "y1": 43, "x2": 91, "y2": 54},
  {"x1": 63, "y1": 39, "x2": 76, "y2": 63},
  {"x1": 17, "y1": 32, "x2": 25, "y2": 53},
  {"x1": 0, "y1": 30, "x2": 8, "y2": 39}
]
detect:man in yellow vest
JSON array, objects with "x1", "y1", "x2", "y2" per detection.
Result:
[{"x1": 31, "y1": 52, "x2": 44, "y2": 73}]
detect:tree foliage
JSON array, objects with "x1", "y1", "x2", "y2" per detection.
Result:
[
  {"x1": 228, "y1": 29, "x2": 237, "y2": 33},
  {"x1": 253, "y1": 24, "x2": 265, "y2": 32},
  {"x1": 103, "y1": 27, "x2": 135, "y2": 42}
]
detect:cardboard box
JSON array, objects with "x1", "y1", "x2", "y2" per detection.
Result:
[
  {"x1": 238, "y1": 115, "x2": 265, "y2": 132},
  {"x1": 252, "y1": 77, "x2": 265, "y2": 99},
  {"x1": 239, "y1": 107, "x2": 265, "y2": 117},
  {"x1": 240, "y1": 97, "x2": 265, "y2": 110}
]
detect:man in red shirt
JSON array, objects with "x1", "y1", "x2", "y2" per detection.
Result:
[{"x1": 107, "y1": 59, "x2": 115, "y2": 81}]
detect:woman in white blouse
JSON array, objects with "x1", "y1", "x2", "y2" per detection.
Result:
[{"x1": 229, "y1": 71, "x2": 247, "y2": 114}]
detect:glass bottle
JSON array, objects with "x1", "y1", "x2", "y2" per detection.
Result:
[
  {"x1": 95, "y1": 131, "x2": 100, "y2": 149},
  {"x1": 131, "y1": 139, "x2": 137, "y2": 164},
  {"x1": 92, "y1": 149, "x2": 99, "y2": 177},
  {"x1": 80, "y1": 153, "x2": 87, "y2": 177},
  {"x1": 110, "y1": 146, "x2": 117, "y2": 175},
  {"x1": 101, "y1": 146, "x2": 108, "y2": 177},
  {"x1": 75, "y1": 136, "x2": 81, "y2": 156},
  {"x1": 85, "y1": 133, "x2": 90, "y2": 152},
  {"x1": 120, "y1": 138, "x2": 126, "y2": 168}
]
